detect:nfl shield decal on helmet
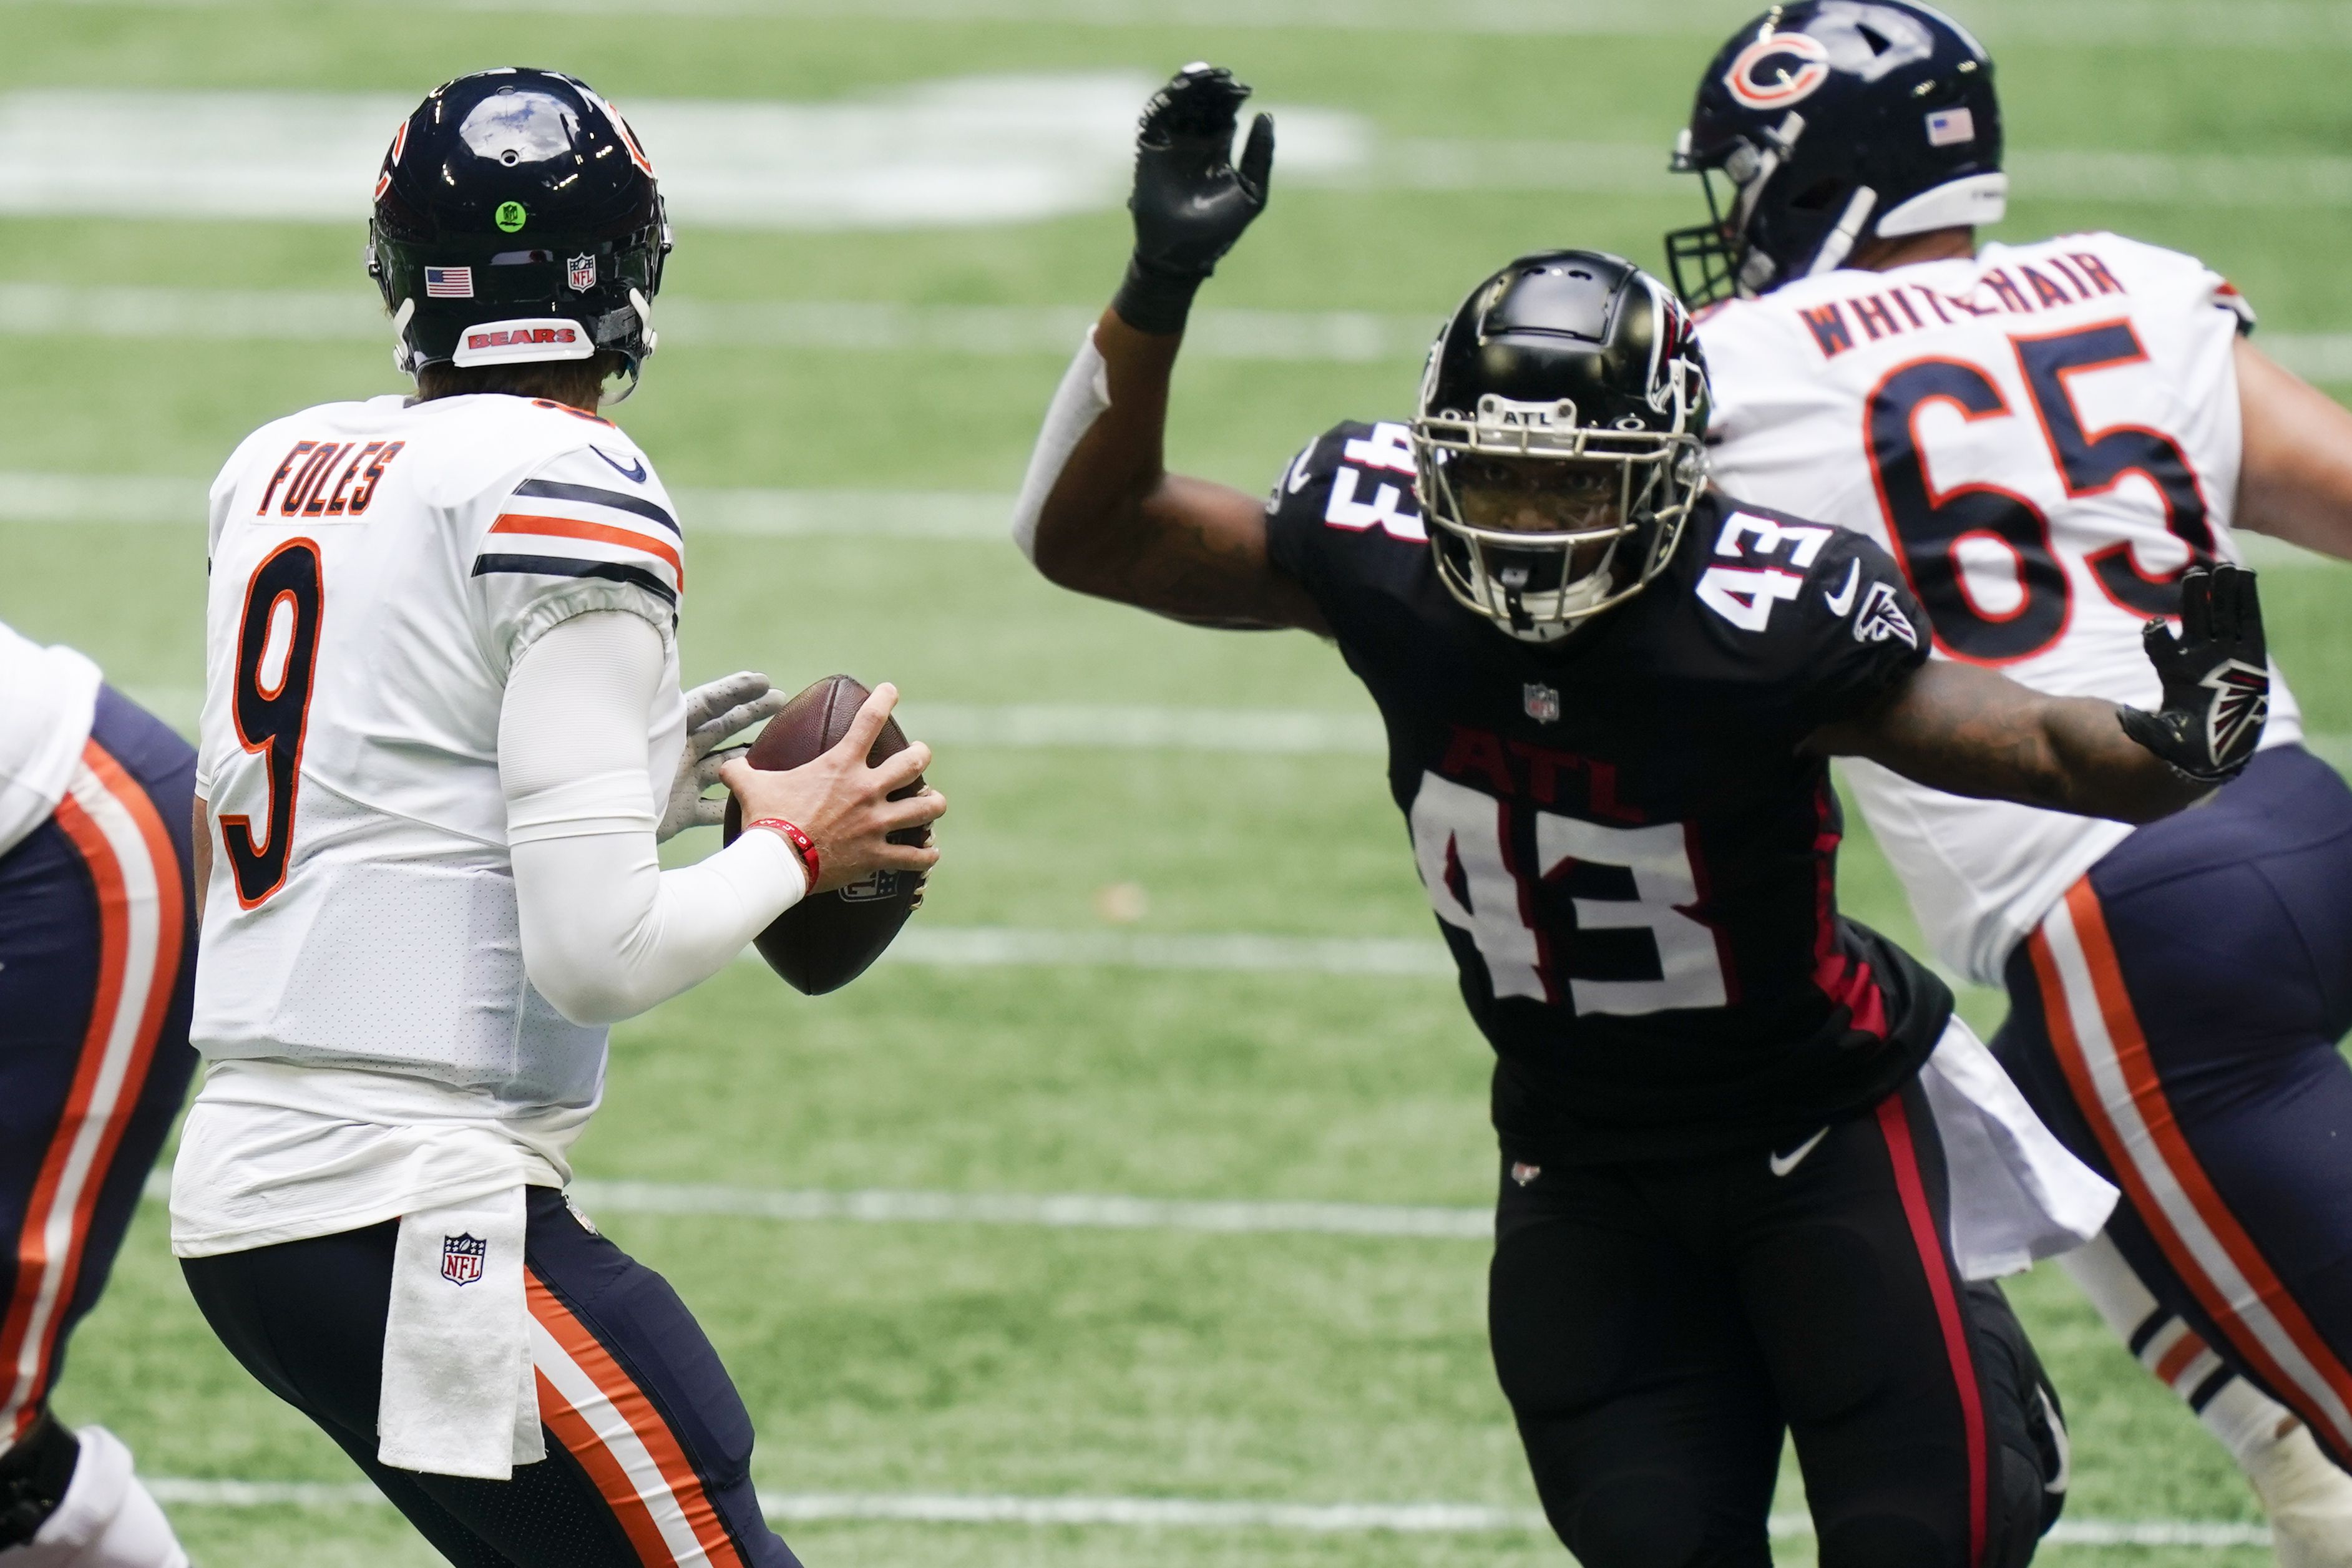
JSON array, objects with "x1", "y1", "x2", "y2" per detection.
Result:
[
  {"x1": 567, "y1": 253, "x2": 597, "y2": 292},
  {"x1": 1523, "y1": 683, "x2": 1562, "y2": 724},
  {"x1": 441, "y1": 1232, "x2": 487, "y2": 1286}
]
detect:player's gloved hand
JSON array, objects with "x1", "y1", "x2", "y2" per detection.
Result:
[
  {"x1": 657, "y1": 672, "x2": 794, "y2": 842},
  {"x1": 2117, "y1": 563, "x2": 2270, "y2": 787},
  {"x1": 1111, "y1": 63, "x2": 1274, "y2": 336}
]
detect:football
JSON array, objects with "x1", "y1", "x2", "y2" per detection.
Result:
[{"x1": 722, "y1": 673, "x2": 929, "y2": 995}]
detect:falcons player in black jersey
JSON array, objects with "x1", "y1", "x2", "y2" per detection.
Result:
[{"x1": 1015, "y1": 66, "x2": 2273, "y2": 1568}]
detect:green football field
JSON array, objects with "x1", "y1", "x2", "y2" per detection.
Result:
[{"x1": 4, "y1": 1, "x2": 2350, "y2": 1562}]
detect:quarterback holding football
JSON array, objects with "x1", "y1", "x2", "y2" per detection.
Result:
[{"x1": 169, "y1": 69, "x2": 943, "y2": 1566}]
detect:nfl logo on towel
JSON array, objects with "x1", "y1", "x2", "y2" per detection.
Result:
[
  {"x1": 423, "y1": 266, "x2": 474, "y2": 299},
  {"x1": 567, "y1": 253, "x2": 597, "y2": 292},
  {"x1": 1925, "y1": 108, "x2": 1974, "y2": 147},
  {"x1": 441, "y1": 1232, "x2": 487, "y2": 1286}
]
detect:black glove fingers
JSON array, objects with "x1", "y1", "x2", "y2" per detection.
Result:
[
  {"x1": 1151, "y1": 65, "x2": 1251, "y2": 146},
  {"x1": 2177, "y1": 563, "x2": 2213, "y2": 644},
  {"x1": 2233, "y1": 565, "x2": 2265, "y2": 656},
  {"x1": 1238, "y1": 112, "x2": 1275, "y2": 202}
]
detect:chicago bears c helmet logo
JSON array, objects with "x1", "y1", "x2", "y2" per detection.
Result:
[{"x1": 1724, "y1": 31, "x2": 1834, "y2": 110}]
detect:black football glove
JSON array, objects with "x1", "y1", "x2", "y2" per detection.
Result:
[
  {"x1": 1110, "y1": 63, "x2": 1274, "y2": 336},
  {"x1": 2116, "y1": 562, "x2": 2270, "y2": 787}
]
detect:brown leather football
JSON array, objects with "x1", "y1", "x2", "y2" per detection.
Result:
[{"x1": 721, "y1": 674, "x2": 928, "y2": 995}]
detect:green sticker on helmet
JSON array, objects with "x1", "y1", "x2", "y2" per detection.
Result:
[{"x1": 494, "y1": 201, "x2": 527, "y2": 233}]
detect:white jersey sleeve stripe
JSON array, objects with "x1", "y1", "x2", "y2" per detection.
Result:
[{"x1": 484, "y1": 513, "x2": 683, "y2": 593}]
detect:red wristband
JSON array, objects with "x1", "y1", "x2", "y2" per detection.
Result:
[{"x1": 743, "y1": 818, "x2": 820, "y2": 890}]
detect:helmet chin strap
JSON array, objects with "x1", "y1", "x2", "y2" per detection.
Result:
[
  {"x1": 389, "y1": 297, "x2": 416, "y2": 374},
  {"x1": 1807, "y1": 187, "x2": 1881, "y2": 278}
]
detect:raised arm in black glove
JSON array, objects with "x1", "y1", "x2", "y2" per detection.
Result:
[
  {"x1": 2117, "y1": 563, "x2": 2271, "y2": 786},
  {"x1": 1110, "y1": 64, "x2": 1275, "y2": 336}
]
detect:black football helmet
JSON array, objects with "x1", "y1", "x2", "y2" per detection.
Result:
[
  {"x1": 368, "y1": 68, "x2": 671, "y2": 389},
  {"x1": 1413, "y1": 251, "x2": 1709, "y2": 642},
  {"x1": 1666, "y1": 2, "x2": 2003, "y2": 306}
]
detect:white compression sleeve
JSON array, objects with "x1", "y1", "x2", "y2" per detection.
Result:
[
  {"x1": 1009, "y1": 325, "x2": 1111, "y2": 562},
  {"x1": 500, "y1": 611, "x2": 806, "y2": 1026}
]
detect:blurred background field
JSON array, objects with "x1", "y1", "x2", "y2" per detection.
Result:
[{"x1": 4, "y1": 1, "x2": 2349, "y2": 1561}]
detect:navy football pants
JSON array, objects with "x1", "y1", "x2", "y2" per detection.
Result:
[
  {"x1": 1490, "y1": 1074, "x2": 2062, "y2": 1568},
  {"x1": 0, "y1": 688, "x2": 196, "y2": 1453},
  {"x1": 182, "y1": 1186, "x2": 803, "y2": 1568},
  {"x1": 1993, "y1": 745, "x2": 2352, "y2": 1469}
]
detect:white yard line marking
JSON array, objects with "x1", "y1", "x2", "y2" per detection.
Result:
[
  {"x1": 110, "y1": 683, "x2": 1387, "y2": 754},
  {"x1": 7, "y1": 284, "x2": 2352, "y2": 384},
  {"x1": 570, "y1": 1181, "x2": 1493, "y2": 1239},
  {"x1": 134, "y1": 1476, "x2": 2275, "y2": 1546},
  {"x1": 2, "y1": 86, "x2": 2350, "y2": 228},
  {"x1": 877, "y1": 925, "x2": 1448, "y2": 973},
  {"x1": 0, "y1": 283, "x2": 1427, "y2": 361},
  {"x1": 1, "y1": 0, "x2": 2346, "y2": 49},
  {"x1": 136, "y1": 1167, "x2": 1488, "y2": 1236}
]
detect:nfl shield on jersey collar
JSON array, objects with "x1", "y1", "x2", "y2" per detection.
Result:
[{"x1": 1699, "y1": 231, "x2": 2303, "y2": 982}]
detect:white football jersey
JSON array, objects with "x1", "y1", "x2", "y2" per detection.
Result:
[
  {"x1": 0, "y1": 619, "x2": 101, "y2": 858},
  {"x1": 193, "y1": 392, "x2": 687, "y2": 1109},
  {"x1": 1702, "y1": 233, "x2": 2303, "y2": 984}
]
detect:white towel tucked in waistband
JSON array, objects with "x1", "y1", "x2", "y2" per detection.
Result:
[
  {"x1": 378, "y1": 1186, "x2": 545, "y2": 1478},
  {"x1": 1923, "y1": 1017, "x2": 2119, "y2": 1282}
]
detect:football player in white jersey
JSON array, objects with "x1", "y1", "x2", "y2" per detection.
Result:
[
  {"x1": 1672, "y1": 4, "x2": 2352, "y2": 1558},
  {"x1": 169, "y1": 71, "x2": 944, "y2": 1566},
  {"x1": 0, "y1": 629, "x2": 192, "y2": 1567}
]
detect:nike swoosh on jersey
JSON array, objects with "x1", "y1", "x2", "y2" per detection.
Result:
[
  {"x1": 1286, "y1": 450, "x2": 1317, "y2": 495},
  {"x1": 1823, "y1": 559, "x2": 1862, "y2": 617},
  {"x1": 592, "y1": 446, "x2": 649, "y2": 484},
  {"x1": 1769, "y1": 1126, "x2": 1831, "y2": 1177}
]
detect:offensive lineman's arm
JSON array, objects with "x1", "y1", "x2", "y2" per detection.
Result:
[
  {"x1": 1014, "y1": 66, "x2": 1326, "y2": 633},
  {"x1": 2235, "y1": 338, "x2": 2352, "y2": 560},
  {"x1": 1808, "y1": 565, "x2": 2270, "y2": 824}
]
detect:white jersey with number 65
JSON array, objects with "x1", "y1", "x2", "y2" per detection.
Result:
[
  {"x1": 193, "y1": 392, "x2": 687, "y2": 1109},
  {"x1": 1701, "y1": 231, "x2": 2303, "y2": 985}
]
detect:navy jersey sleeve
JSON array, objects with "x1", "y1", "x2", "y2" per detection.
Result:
[
  {"x1": 1687, "y1": 502, "x2": 1930, "y2": 735},
  {"x1": 1261, "y1": 419, "x2": 1431, "y2": 623}
]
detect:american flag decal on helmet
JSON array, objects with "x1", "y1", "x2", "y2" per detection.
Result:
[
  {"x1": 2205, "y1": 660, "x2": 2270, "y2": 762},
  {"x1": 424, "y1": 266, "x2": 474, "y2": 299}
]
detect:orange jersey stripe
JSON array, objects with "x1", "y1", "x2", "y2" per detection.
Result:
[
  {"x1": 490, "y1": 513, "x2": 684, "y2": 590},
  {"x1": 529, "y1": 1272, "x2": 744, "y2": 1567}
]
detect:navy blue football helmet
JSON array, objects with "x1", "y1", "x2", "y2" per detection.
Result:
[
  {"x1": 1666, "y1": 2, "x2": 2003, "y2": 306},
  {"x1": 368, "y1": 69, "x2": 671, "y2": 386}
]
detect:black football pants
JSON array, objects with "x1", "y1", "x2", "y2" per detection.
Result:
[
  {"x1": 1490, "y1": 1076, "x2": 2065, "y2": 1568},
  {"x1": 183, "y1": 1186, "x2": 801, "y2": 1567}
]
